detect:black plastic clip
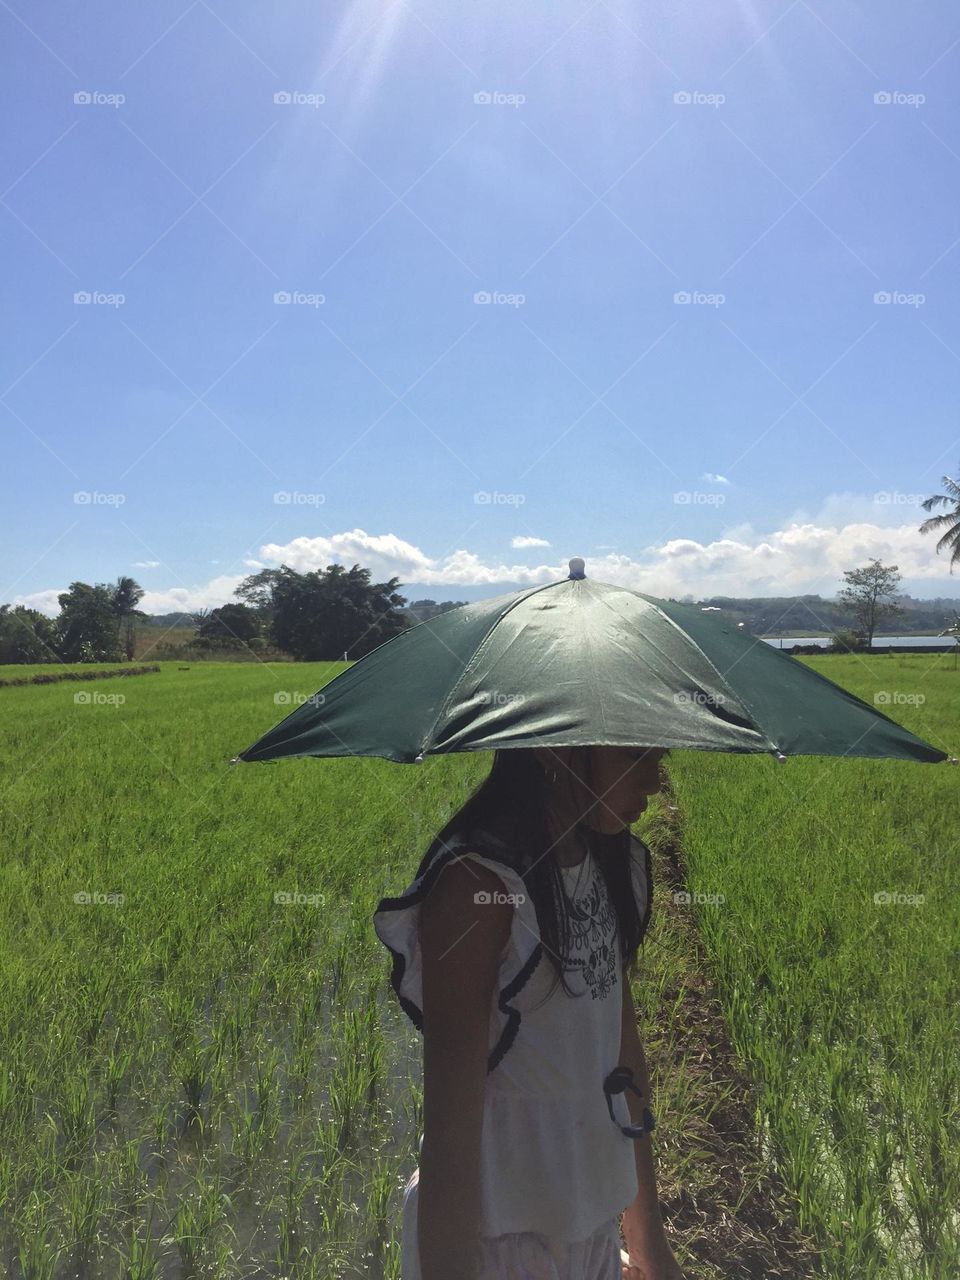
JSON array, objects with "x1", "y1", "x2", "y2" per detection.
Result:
[{"x1": 603, "y1": 1065, "x2": 656, "y2": 1138}]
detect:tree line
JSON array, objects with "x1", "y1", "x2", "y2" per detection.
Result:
[{"x1": 0, "y1": 566, "x2": 470, "y2": 665}]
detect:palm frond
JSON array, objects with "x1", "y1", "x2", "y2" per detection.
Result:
[{"x1": 919, "y1": 512, "x2": 956, "y2": 534}]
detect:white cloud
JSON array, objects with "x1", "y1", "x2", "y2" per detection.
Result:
[
  {"x1": 255, "y1": 530, "x2": 565, "y2": 586},
  {"x1": 256, "y1": 530, "x2": 436, "y2": 579},
  {"x1": 133, "y1": 575, "x2": 251, "y2": 614},
  {"x1": 133, "y1": 560, "x2": 160, "y2": 569},
  {"x1": 10, "y1": 588, "x2": 65, "y2": 616},
  {"x1": 784, "y1": 490, "x2": 931, "y2": 529},
  {"x1": 512, "y1": 535, "x2": 551, "y2": 548},
  {"x1": 14, "y1": 577, "x2": 250, "y2": 617},
  {"x1": 14, "y1": 512, "x2": 957, "y2": 617},
  {"x1": 252, "y1": 521, "x2": 953, "y2": 596}
]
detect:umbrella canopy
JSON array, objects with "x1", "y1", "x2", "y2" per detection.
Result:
[{"x1": 232, "y1": 559, "x2": 950, "y2": 767}]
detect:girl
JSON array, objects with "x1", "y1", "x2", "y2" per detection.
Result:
[{"x1": 374, "y1": 743, "x2": 685, "y2": 1280}]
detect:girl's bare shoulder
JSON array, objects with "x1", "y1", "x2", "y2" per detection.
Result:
[{"x1": 422, "y1": 856, "x2": 513, "y2": 981}]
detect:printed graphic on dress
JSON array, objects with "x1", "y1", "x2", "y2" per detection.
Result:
[{"x1": 563, "y1": 866, "x2": 617, "y2": 1000}]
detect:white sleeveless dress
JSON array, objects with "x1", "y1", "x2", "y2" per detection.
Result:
[{"x1": 373, "y1": 829, "x2": 654, "y2": 1280}]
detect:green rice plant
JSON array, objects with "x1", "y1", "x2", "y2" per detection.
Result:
[
  {"x1": 169, "y1": 1167, "x2": 235, "y2": 1276},
  {"x1": 150, "y1": 1103, "x2": 168, "y2": 1165},
  {"x1": 328, "y1": 1006, "x2": 376, "y2": 1154},
  {"x1": 273, "y1": 1152, "x2": 310, "y2": 1274},
  {"x1": 114, "y1": 1138, "x2": 150, "y2": 1223},
  {"x1": 112, "y1": 1198, "x2": 163, "y2": 1280},
  {"x1": 102, "y1": 1031, "x2": 133, "y2": 1116},
  {"x1": 364, "y1": 1163, "x2": 394, "y2": 1278},
  {"x1": 47, "y1": 1073, "x2": 97, "y2": 1174},
  {"x1": 62, "y1": 1162, "x2": 107, "y2": 1270},
  {"x1": 176, "y1": 1030, "x2": 224, "y2": 1131},
  {"x1": 14, "y1": 1188, "x2": 62, "y2": 1280},
  {"x1": 231, "y1": 1101, "x2": 266, "y2": 1176},
  {"x1": 253, "y1": 1043, "x2": 283, "y2": 1136}
]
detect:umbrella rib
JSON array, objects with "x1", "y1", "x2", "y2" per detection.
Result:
[
  {"x1": 647, "y1": 595, "x2": 947, "y2": 761},
  {"x1": 632, "y1": 593, "x2": 778, "y2": 752},
  {"x1": 417, "y1": 578, "x2": 563, "y2": 758}
]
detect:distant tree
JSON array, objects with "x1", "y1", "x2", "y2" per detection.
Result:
[
  {"x1": 829, "y1": 627, "x2": 866, "y2": 654},
  {"x1": 234, "y1": 568, "x2": 285, "y2": 625},
  {"x1": 111, "y1": 576, "x2": 147, "y2": 660},
  {"x1": 0, "y1": 605, "x2": 60, "y2": 664},
  {"x1": 55, "y1": 583, "x2": 123, "y2": 662},
  {"x1": 939, "y1": 613, "x2": 960, "y2": 669},
  {"x1": 404, "y1": 598, "x2": 469, "y2": 623},
  {"x1": 837, "y1": 559, "x2": 905, "y2": 649},
  {"x1": 920, "y1": 463, "x2": 960, "y2": 573},
  {"x1": 268, "y1": 563, "x2": 409, "y2": 661},
  {"x1": 194, "y1": 603, "x2": 261, "y2": 648}
]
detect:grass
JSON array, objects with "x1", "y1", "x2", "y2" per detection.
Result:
[
  {"x1": 0, "y1": 659, "x2": 478, "y2": 1278},
  {"x1": 0, "y1": 654, "x2": 956, "y2": 1277},
  {"x1": 661, "y1": 652, "x2": 959, "y2": 1278}
]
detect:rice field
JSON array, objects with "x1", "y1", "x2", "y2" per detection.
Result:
[
  {"x1": 0, "y1": 653, "x2": 956, "y2": 1278},
  {"x1": 666, "y1": 652, "x2": 959, "y2": 1279}
]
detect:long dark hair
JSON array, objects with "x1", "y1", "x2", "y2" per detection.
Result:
[{"x1": 415, "y1": 746, "x2": 649, "y2": 1008}]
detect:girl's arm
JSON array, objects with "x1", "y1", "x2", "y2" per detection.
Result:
[{"x1": 419, "y1": 858, "x2": 513, "y2": 1280}]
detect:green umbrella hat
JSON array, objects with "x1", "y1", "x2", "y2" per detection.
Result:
[{"x1": 231, "y1": 558, "x2": 952, "y2": 767}]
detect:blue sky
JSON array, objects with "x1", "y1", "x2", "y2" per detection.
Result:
[{"x1": 4, "y1": 0, "x2": 960, "y2": 615}]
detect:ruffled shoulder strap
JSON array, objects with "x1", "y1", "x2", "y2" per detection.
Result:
[{"x1": 373, "y1": 833, "x2": 544, "y2": 1073}]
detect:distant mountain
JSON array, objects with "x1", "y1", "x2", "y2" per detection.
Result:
[
  {"x1": 140, "y1": 601, "x2": 469, "y2": 631},
  {"x1": 687, "y1": 593, "x2": 960, "y2": 636},
  {"x1": 141, "y1": 613, "x2": 197, "y2": 628}
]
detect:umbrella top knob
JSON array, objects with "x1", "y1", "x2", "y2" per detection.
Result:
[{"x1": 568, "y1": 557, "x2": 586, "y2": 579}]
